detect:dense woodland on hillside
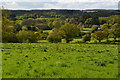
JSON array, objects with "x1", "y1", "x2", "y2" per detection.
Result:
[{"x1": 2, "y1": 9, "x2": 120, "y2": 43}]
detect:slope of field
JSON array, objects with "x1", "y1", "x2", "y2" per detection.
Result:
[{"x1": 2, "y1": 43, "x2": 118, "y2": 78}]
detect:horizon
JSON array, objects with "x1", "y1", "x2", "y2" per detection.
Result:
[{"x1": 4, "y1": 8, "x2": 119, "y2": 11}]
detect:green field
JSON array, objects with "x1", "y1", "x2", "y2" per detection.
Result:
[{"x1": 2, "y1": 43, "x2": 118, "y2": 78}]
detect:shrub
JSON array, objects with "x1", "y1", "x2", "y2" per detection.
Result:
[
  {"x1": 92, "y1": 31, "x2": 105, "y2": 42},
  {"x1": 16, "y1": 30, "x2": 38, "y2": 43},
  {"x1": 47, "y1": 28, "x2": 62, "y2": 43},
  {"x1": 60, "y1": 23, "x2": 80, "y2": 43},
  {"x1": 82, "y1": 34, "x2": 91, "y2": 42},
  {"x1": 2, "y1": 32, "x2": 18, "y2": 43},
  {"x1": 91, "y1": 25, "x2": 98, "y2": 33}
]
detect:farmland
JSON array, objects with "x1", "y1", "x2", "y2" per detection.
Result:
[
  {"x1": 1, "y1": 8, "x2": 120, "y2": 78},
  {"x1": 2, "y1": 43, "x2": 118, "y2": 78}
]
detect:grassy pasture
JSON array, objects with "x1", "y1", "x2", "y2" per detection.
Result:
[{"x1": 2, "y1": 43, "x2": 118, "y2": 78}]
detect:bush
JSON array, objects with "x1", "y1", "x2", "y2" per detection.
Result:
[
  {"x1": 47, "y1": 29, "x2": 62, "y2": 43},
  {"x1": 92, "y1": 31, "x2": 105, "y2": 42},
  {"x1": 91, "y1": 25, "x2": 98, "y2": 33},
  {"x1": 16, "y1": 30, "x2": 38, "y2": 43},
  {"x1": 82, "y1": 34, "x2": 91, "y2": 42},
  {"x1": 40, "y1": 32, "x2": 49, "y2": 40},
  {"x1": 2, "y1": 32, "x2": 18, "y2": 43},
  {"x1": 60, "y1": 23, "x2": 80, "y2": 43}
]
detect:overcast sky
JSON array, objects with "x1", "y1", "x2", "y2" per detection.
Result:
[{"x1": 0, "y1": 0, "x2": 120, "y2": 10}]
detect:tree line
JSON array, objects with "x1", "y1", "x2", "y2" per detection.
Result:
[{"x1": 2, "y1": 9, "x2": 120, "y2": 43}]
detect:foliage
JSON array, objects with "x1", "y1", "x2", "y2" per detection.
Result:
[
  {"x1": 47, "y1": 28, "x2": 62, "y2": 43},
  {"x1": 102, "y1": 29, "x2": 110, "y2": 42},
  {"x1": 2, "y1": 32, "x2": 17, "y2": 43},
  {"x1": 52, "y1": 21, "x2": 61, "y2": 28},
  {"x1": 91, "y1": 25, "x2": 98, "y2": 33},
  {"x1": 48, "y1": 22, "x2": 53, "y2": 28},
  {"x1": 109, "y1": 23, "x2": 120, "y2": 40},
  {"x1": 99, "y1": 17, "x2": 107, "y2": 25},
  {"x1": 16, "y1": 30, "x2": 38, "y2": 43},
  {"x1": 107, "y1": 15, "x2": 118, "y2": 24},
  {"x1": 35, "y1": 24, "x2": 48, "y2": 30},
  {"x1": 82, "y1": 34, "x2": 91, "y2": 42},
  {"x1": 85, "y1": 18, "x2": 93, "y2": 27},
  {"x1": 60, "y1": 23, "x2": 80, "y2": 43},
  {"x1": 21, "y1": 18, "x2": 35, "y2": 27},
  {"x1": 92, "y1": 31, "x2": 106, "y2": 42},
  {"x1": 100, "y1": 23, "x2": 111, "y2": 30},
  {"x1": 2, "y1": 9, "x2": 120, "y2": 43}
]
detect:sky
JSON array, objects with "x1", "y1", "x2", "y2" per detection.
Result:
[{"x1": 0, "y1": 0, "x2": 120, "y2": 10}]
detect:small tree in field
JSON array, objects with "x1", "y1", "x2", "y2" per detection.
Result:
[
  {"x1": 47, "y1": 28, "x2": 62, "y2": 43},
  {"x1": 92, "y1": 31, "x2": 105, "y2": 42},
  {"x1": 16, "y1": 30, "x2": 38, "y2": 43},
  {"x1": 60, "y1": 23, "x2": 80, "y2": 43}
]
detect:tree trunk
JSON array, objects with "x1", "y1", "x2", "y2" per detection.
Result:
[
  {"x1": 114, "y1": 37, "x2": 117, "y2": 41},
  {"x1": 106, "y1": 38, "x2": 109, "y2": 42},
  {"x1": 99, "y1": 40, "x2": 101, "y2": 43},
  {"x1": 66, "y1": 40, "x2": 70, "y2": 43}
]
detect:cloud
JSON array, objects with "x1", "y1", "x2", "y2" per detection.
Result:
[
  {"x1": 41, "y1": 2, "x2": 118, "y2": 10},
  {"x1": 1, "y1": 1, "x2": 119, "y2": 10},
  {"x1": 0, "y1": 0, "x2": 119, "y2": 2},
  {"x1": 43, "y1": 3, "x2": 61, "y2": 9},
  {"x1": 2, "y1": 2, "x2": 27, "y2": 10}
]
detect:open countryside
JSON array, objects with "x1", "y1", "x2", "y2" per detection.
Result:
[{"x1": 1, "y1": 8, "x2": 120, "y2": 78}]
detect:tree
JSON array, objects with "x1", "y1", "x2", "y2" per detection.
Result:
[
  {"x1": 107, "y1": 15, "x2": 118, "y2": 24},
  {"x1": 21, "y1": 18, "x2": 35, "y2": 28},
  {"x1": 82, "y1": 34, "x2": 91, "y2": 42},
  {"x1": 2, "y1": 10, "x2": 13, "y2": 32},
  {"x1": 36, "y1": 24, "x2": 49, "y2": 30},
  {"x1": 109, "y1": 23, "x2": 120, "y2": 41},
  {"x1": 60, "y1": 23, "x2": 80, "y2": 43},
  {"x1": 2, "y1": 32, "x2": 17, "y2": 43},
  {"x1": 16, "y1": 30, "x2": 38, "y2": 43},
  {"x1": 69, "y1": 18, "x2": 79, "y2": 24},
  {"x1": 48, "y1": 22, "x2": 53, "y2": 29},
  {"x1": 47, "y1": 28, "x2": 62, "y2": 43},
  {"x1": 99, "y1": 17, "x2": 107, "y2": 25},
  {"x1": 102, "y1": 29, "x2": 110, "y2": 42},
  {"x1": 85, "y1": 18, "x2": 93, "y2": 28},
  {"x1": 2, "y1": 9, "x2": 17, "y2": 43},
  {"x1": 52, "y1": 21, "x2": 61, "y2": 28},
  {"x1": 100, "y1": 23, "x2": 111, "y2": 30},
  {"x1": 92, "y1": 31, "x2": 105, "y2": 42},
  {"x1": 91, "y1": 25, "x2": 98, "y2": 33}
]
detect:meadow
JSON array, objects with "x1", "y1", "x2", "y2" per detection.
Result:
[{"x1": 2, "y1": 43, "x2": 118, "y2": 78}]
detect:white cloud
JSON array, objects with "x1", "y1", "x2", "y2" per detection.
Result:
[
  {"x1": 41, "y1": 2, "x2": 118, "y2": 10},
  {"x1": 1, "y1": 1, "x2": 119, "y2": 10},
  {"x1": 43, "y1": 3, "x2": 61, "y2": 9},
  {"x1": 0, "y1": 0, "x2": 119, "y2": 2},
  {"x1": 2, "y1": 2, "x2": 26, "y2": 10}
]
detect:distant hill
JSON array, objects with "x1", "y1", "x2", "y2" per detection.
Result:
[{"x1": 7, "y1": 9, "x2": 120, "y2": 20}]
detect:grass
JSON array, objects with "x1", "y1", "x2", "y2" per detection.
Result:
[
  {"x1": 2, "y1": 43, "x2": 118, "y2": 78},
  {"x1": 83, "y1": 28, "x2": 92, "y2": 31},
  {"x1": 43, "y1": 30, "x2": 51, "y2": 33}
]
